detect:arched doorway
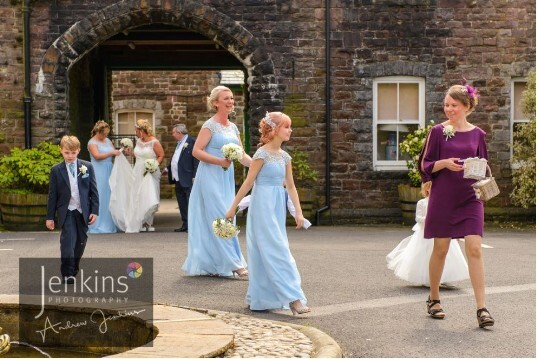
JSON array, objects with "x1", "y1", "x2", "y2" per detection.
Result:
[{"x1": 34, "y1": 2, "x2": 278, "y2": 150}]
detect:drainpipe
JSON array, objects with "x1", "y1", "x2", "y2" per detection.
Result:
[
  {"x1": 23, "y1": 0, "x2": 32, "y2": 148},
  {"x1": 315, "y1": 0, "x2": 331, "y2": 225}
]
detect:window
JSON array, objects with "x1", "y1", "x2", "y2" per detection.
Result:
[
  {"x1": 373, "y1": 77, "x2": 425, "y2": 170},
  {"x1": 115, "y1": 110, "x2": 154, "y2": 135},
  {"x1": 511, "y1": 79, "x2": 529, "y2": 161}
]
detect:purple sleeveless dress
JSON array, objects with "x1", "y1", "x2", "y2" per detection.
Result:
[{"x1": 419, "y1": 124, "x2": 488, "y2": 238}]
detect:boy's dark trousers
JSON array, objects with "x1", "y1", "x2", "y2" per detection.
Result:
[{"x1": 60, "y1": 209, "x2": 88, "y2": 278}]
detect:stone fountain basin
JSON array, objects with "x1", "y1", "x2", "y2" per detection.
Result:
[
  {"x1": 0, "y1": 295, "x2": 234, "y2": 358},
  {"x1": 0, "y1": 302, "x2": 156, "y2": 357}
]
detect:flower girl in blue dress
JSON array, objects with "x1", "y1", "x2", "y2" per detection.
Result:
[{"x1": 225, "y1": 111, "x2": 310, "y2": 315}]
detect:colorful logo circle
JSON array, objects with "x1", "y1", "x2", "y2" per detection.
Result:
[{"x1": 127, "y1": 262, "x2": 143, "y2": 279}]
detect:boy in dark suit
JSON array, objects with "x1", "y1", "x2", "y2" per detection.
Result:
[
  {"x1": 165, "y1": 124, "x2": 199, "y2": 232},
  {"x1": 46, "y1": 135, "x2": 99, "y2": 283}
]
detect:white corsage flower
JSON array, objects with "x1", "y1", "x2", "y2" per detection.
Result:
[
  {"x1": 183, "y1": 142, "x2": 189, "y2": 149},
  {"x1": 79, "y1": 165, "x2": 88, "y2": 175},
  {"x1": 443, "y1": 125, "x2": 455, "y2": 141}
]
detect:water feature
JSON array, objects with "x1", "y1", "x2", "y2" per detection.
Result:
[{"x1": 0, "y1": 304, "x2": 156, "y2": 358}]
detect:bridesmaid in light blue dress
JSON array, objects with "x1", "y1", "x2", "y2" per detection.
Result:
[
  {"x1": 87, "y1": 121, "x2": 120, "y2": 234},
  {"x1": 226, "y1": 112, "x2": 310, "y2": 315},
  {"x1": 182, "y1": 86, "x2": 251, "y2": 277}
]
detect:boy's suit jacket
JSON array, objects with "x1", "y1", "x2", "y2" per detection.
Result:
[
  {"x1": 46, "y1": 159, "x2": 99, "y2": 228},
  {"x1": 167, "y1": 136, "x2": 199, "y2": 187}
]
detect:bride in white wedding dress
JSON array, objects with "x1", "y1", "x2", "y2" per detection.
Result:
[{"x1": 109, "y1": 119, "x2": 164, "y2": 233}]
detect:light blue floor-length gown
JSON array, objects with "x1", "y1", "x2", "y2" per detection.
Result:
[
  {"x1": 245, "y1": 148, "x2": 307, "y2": 311},
  {"x1": 88, "y1": 138, "x2": 118, "y2": 234},
  {"x1": 182, "y1": 118, "x2": 247, "y2": 276}
]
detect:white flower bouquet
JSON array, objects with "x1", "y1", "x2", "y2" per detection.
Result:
[
  {"x1": 143, "y1": 159, "x2": 159, "y2": 176},
  {"x1": 212, "y1": 218, "x2": 240, "y2": 240},
  {"x1": 221, "y1": 143, "x2": 243, "y2": 171},
  {"x1": 120, "y1": 137, "x2": 134, "y2": 149}
]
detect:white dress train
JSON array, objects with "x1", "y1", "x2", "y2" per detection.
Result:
[
  {"x1": 386, "y1": 197, "x2": 469, "y2": 286},
  {"x1": 109, "y1": 139, "x2": 161, "y2": 233}
]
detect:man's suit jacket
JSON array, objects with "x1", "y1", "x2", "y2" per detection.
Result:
[
  {"x1": 167, "y1": 136, "x2": 199, "y2": 187},
  {"x1": 46, "y1": 159, "x2": 99, "y2": 228}
]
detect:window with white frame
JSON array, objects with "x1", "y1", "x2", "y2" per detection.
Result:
[
  {"x1": 373, "y1": 76, "x2": 425, "y2": 170},
  {"x1": 115, "y1": 110, "x2": 154, "y2": 135},
  {"x1": 511, "y1": 79, "x2": 529, "y2": 161}
]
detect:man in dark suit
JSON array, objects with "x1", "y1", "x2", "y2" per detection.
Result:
[
  {"x1": 166, "y1": 124, "x2": 199, "y2": 232},
  {"x1": 46, "y1": 135, "x2": 99, "y2": 283}
]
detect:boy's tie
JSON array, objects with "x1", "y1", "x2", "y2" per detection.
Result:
[{"x1": 68, "y1": 162, "x2": 75, "y2": 177}]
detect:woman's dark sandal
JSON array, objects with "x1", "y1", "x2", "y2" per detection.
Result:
[
  {"x1": 426, "y1": 297, "x2": 446, "y2": 319},
  {"x1": 477, "y1": 307, "x2": 495, "y2": 328}
]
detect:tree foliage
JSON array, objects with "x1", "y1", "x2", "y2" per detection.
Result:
[{"x1": 510, "y1": 70, "x2": 536, "y2": 208}]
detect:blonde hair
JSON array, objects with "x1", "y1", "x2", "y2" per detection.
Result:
[
  {"x1": 60, "y1": 135, "x2": 81, "y2": 151},
  {"x1": 421, "y1": 181, "x2": 432, "y2": 197},
  {"x1": 258, "y1": 112, "x2": 291, "y2": 145},
  {"x1": 91, "y1": 120, "x2": 110, "y2": 137},
  {"x1": 446, "y1": 84, "x2": 479, "y2": 114},
  {"x1": 135, "y1": 119, "x2": 154, "y2": 136},
  {"x1": 207, "y1": 85, "x2": 233, "y2": 111}
]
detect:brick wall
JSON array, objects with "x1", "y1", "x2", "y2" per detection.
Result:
[{"x1": 0, "y1": 0, "x2": 534, "y2": 222}]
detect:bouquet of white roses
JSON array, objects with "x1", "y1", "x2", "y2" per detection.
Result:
[
  {"x1": 143, "y1": 159, "x2": 159, "y2": 176},
  {"x1": 212, "y1": 218, "x2": 240, "y2": 240},
  {"x1": 120, "y1": 137, "x2": 134, "y2": 149},
  {"x1": 221, "y1": 143, "x2": 243, "y2": 171}
]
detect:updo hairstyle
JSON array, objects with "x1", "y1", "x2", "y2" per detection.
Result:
[
  {"x1": 91, "y1": 120, "x2": 110, "y2": 137},
  {"x1": 207, "y1": 85, "x2": 233, "y2": 111},
  {"x1": 258, "y1": 112, "x2": 291, "y2": 145},
  {"x1": 446, "y1": 84, "x2": 479, "y2": 114},
  {"x1": 135, "y1": 119, "x2": 154, "y2": 136}
]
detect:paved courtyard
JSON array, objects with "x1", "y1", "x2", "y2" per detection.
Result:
[{"x1": 0, "y1": 201, "x2": 535, "y2": 357}]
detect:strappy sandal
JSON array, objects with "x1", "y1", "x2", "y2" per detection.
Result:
[
  {"x1": 426, "y1": 296, "x2": 445, "y2": 319},
  {"x1": 477, "y1": 307, "x2": 495, "y2": 328}
]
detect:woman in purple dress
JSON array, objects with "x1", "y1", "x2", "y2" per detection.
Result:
[{"x1": 419, "y1": 84, "x2": 494, "y2": 328}]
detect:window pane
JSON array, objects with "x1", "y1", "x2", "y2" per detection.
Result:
[
  {"x1": 399, "y1": 83, "x2": 419, "y2": 121},
  {"x1": 398, "y1": 124, "x2": 419, "y2": 161},
  {"x1": 514, "y1": 82, "x2": 528, "y2": 121},
  {"x1": 378, "y1": 83, "x2": 397, "y2": 120},
  {"x1": 117, "y1": 113, "x2": 131, "y2": 135},
  {"x1": 136, "y1": 112, "x2": 152, "y2": 122}
]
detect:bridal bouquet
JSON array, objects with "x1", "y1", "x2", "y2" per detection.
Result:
[
  {"x1": 143, "y1": 159, "x2": 159, "y2": 176},
  {"x1": 221, "y1": 143, "x2": 243, "y2": 171},
  {"x1": 212, "y1": 218, "x2": 240, "y2": 239},
  {"x1": 120, "y1": 137, "x2": 134, "y2": 149}
]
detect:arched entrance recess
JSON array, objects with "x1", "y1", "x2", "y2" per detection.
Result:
[{"x1": 34, "y1": 0, "x2": 278, "y2": 145}]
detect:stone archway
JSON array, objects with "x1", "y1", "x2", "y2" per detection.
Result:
[{"x1": 34, "y1": 0, "x2": 278, "y2": 144}]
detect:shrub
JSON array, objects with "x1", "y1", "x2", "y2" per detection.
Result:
[
  {"x1": 0, "y1": 142, "x2": 63, "y2": 194},
  {"x1": 399, "y1": 121, "x2": 435, "y2": 187},
  {"x1": 510, "y1": 71, "x2": 536, "y2": 208},
  {"x1": 289, "y1": 148, "x2": 318, "y2": 186}
]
